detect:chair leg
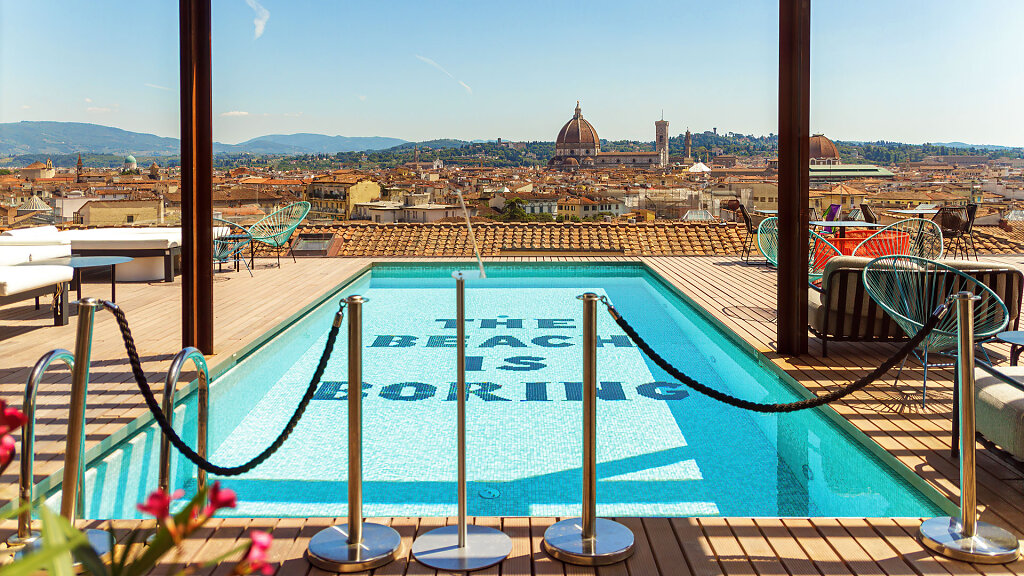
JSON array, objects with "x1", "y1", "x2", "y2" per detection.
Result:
[
  {"x1": 921, "y1": 349, "x2": 929, "y2": 408},
  {"x1": 240, "y1": 253, "x2": 253, "y2": 277},
  {"x1": 894, "y1": 353, "x2": 908, "y2": 387}
]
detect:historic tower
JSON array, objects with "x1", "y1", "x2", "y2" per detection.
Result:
[
  {"x1": 655, "y1": 119, "x2": 669, "y2": 166},
  {"x1": 684, "y1": 128, "x2": 692, "y2": 161},
  {"x1": 76, "y1": 153, "x2": 83, "y2": 183}
]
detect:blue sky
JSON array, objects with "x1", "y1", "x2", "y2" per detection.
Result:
[{"x1": 2, "y1": 0, "x2": 1023, "y2": 146}]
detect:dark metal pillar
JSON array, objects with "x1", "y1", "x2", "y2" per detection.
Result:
[
  {"x1": 180, "y1": 0, "x2": 214, "y2": 353},
  {"x1": 777, "y1": 0, "x2": 811, "y2": 355}
]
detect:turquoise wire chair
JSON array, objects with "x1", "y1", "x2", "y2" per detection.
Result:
[
  {"x1": 757, "y1": 216, "x2": 841, "y2": 284},
  {"x1": 862, "y1": 255, "x2": 1009, "y2": 406},
  {"x1": 247, "y1": 201, "x2": 311, "y2": 268},
  {"x1": 213, "y1": 218, "x2": 253, "y2": 277},
  {"x1": 757, "y1": 217, "x2": 779, "y2": 267},
  {"x1": 852, "y1": 218, "x2": 944, "y2": 260},
  {"x1": 809, "y1": 230, "x2": 841, "y2": 285}
]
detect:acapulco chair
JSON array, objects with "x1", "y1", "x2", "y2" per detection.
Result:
[{"x1": 862, "y1": 255, "x2": 1008, "y2": 407}]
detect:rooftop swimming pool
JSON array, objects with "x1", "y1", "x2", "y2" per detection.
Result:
[{"x1": 53, "y1": 262, "x2": 949, "y2": 519}]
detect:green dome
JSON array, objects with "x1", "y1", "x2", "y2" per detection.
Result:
[{"x1": 124, "y1": 155, "x2": 137, "y2": 163}]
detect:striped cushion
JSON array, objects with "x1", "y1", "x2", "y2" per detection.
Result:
[{"x1": 974, "y1": 366, "x2": 1024, "y2": 461}]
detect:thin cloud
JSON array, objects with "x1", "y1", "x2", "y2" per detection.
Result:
[
  {"x1": 415, "y1": 54, "x2": 472, "y2": 95},
  {"x1": 87, "y1": 107, "x2": 112, "y2": 113},
  {"x1": 145, "y1": 83, "x2": 171, "y2": 91},
  {"x1": 358, "y1": 95, "x2": 367, "y2": 102},
  {"x1": 20, "y1": 105, "x2": 30, "y2": 110},
  {"x1": 245, "y1": 0, "x2": 270, "y2": 39},
  {"x1": 220, "y1": 110, "x2": 250, "y2": 117},
  {"x1": 84, "y1": 97, "x2": 93, "y2": 103},
  {"x1": 283, "y1": 112, "x2": 303, "y2": 117}
]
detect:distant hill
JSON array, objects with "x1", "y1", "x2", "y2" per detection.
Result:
[
  {"x1": 216, "y1": 133, "x2": 407, "y2": 154},
  {"x1": 0, "y1": 121, "x2": 180, "y2": 156},
  {"x1": 0, "y1": 121, "x2": 408, "y2": 157},
  {"x1": 391, "y1": 139, "x2": 470, "y2": 150},
  {"x1": 928, "y1": 141, "x2": 1013, "y2": 151}
]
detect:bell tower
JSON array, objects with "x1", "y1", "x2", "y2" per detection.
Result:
[{"x1": 655, "y1": 117, "x2": 669, "y2": 167}]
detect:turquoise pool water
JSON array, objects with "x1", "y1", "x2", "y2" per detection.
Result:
[{"x1": 66, "y1": 263, "x2": 946, "y2": 519}]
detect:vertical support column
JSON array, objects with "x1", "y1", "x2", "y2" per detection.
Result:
[
  {"x1": 180, "y1": 0, "x2": 214, "y2": 354},
  {"x1": 542, "y1": 293, "x2": 634, "y2": 566},
  {"x1": 411, "y1": 270, "x2": 512, "y2": 572},
  {"x1": 919, "y1": 292, "x2": 1019, "y2": 563},
  {"x1": 777, "y1": 0, "x2": 811, "y2": 355},
  {"x1": 307, "y1": 296, "x2": 400, "y2": 572}
]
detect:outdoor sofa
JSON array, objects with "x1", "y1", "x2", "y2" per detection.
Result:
[
  {"x1": 809, "y1": 256, "x2": 1023, "y2": 357},
  {"x1": 0, "y1": 235, "x2": 73, "y2": 325},
  {"x1": 971, "y1": 363, "x2": 1024, "y2": 467},
  {"x1": 2, "y1": 226, "x2": 182, "y2": 282}
]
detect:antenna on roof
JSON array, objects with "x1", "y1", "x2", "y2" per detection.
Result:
[{"x1": 661, "y1": 109, "x2": 664, "y2": 121}]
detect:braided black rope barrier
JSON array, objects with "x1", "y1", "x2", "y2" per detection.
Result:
[
  {"x1": 102, "y1": 300, "x2": 340, "y2": 476},
  {"x1": 603, "y1": 298, "x2": 948, "y2": 413}
]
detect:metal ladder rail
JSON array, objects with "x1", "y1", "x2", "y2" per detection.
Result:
[
  {"x1": 158, "y1": 347, "x2": 210, "y2": 494},
  {"x1": 9, "y1": 349, "x2": 76, "y2": 546}
]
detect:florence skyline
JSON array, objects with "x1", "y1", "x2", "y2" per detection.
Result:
[{"x1": 2, "y1": 0, "x2": 1023, "y2": 147}]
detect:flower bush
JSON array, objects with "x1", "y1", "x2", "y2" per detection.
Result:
[{"x1": 2, "y1": 396, "x2": 271, "y2": 575}]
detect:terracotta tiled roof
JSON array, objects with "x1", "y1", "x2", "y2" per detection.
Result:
[{"x1": 288, "y1": 222, "x2": 749, "y2": 257}]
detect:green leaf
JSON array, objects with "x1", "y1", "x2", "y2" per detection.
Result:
[{"x1": 1, "y1": 506, "x2": 89, "y2": 576}]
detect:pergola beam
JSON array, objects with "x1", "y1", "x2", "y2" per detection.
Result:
[
  {"x1": 179, "y1": 0, "x2": 214, "y2": 353},
  {"x1": 777, "y1": 0, "x2": 811, "y2": 355}
]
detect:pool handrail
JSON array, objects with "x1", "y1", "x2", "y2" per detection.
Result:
[
  {"x1": 11, "y1": 349, "x2": 76, "y2": 546},
  {"x1": 160, "y1": 347, "x2": 209, "y2": 495}
]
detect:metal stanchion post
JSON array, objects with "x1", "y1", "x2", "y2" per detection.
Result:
[
  {"x1": 411, "y1": 271, "x2": 512, "y2": 572},
  {"x1": 919, "y1": 292, "x2": 1020, "y2": 563},
  {"x1": 543, "y1": 293, "x2": 634, "y2": 566},
  {"x1": 21, "y1": 298, "x2": 112, "y2": 560},
  {"x1": 308, "y1": 296, "x2": 401, "y2": 572}
]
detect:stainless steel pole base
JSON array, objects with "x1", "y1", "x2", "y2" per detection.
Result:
[
  {"x1": 543, "y1": 517, "x2": 634, "y2": 566},
  {"x1": 14, "y1": 529, "x2": 112, "y2": 563},
  {"x1": 6, "y1": 532, "x2": 41, "y2": 548},
  {"x1": 307, "y1": 522, "x2": 401, "y2": 573},
  {"x1": 919, "y1": 517, "x2": 1020, "y2": 564},
  {"x1": 412, "y1": 524, "x2": 512, "y2": 572}
]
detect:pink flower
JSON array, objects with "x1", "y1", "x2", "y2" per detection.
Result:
[
  {"x1": 0, "y1": 400, "x2": 26, "y2": 436},
  {"x1": 136, "y1": 488, "x2": 184, "y2": 520},
  {"x1": 0, "y1": 434, "x2": 15, "y2": 471},
  {"x1": 244, "y1": 530, "x2": 273, "y2": 575},
  {"x1": 204, "y1": 481, "x2": 237, "y2": 516}
]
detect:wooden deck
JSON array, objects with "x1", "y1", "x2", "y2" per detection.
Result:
[{"x1": 2, "y1": 255, "x2": 1024, "y2": 575}]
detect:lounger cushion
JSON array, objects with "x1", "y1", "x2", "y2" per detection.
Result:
[
  {"x1": 62, "y1": 228, "x2": 180, "y2": 250},
  {"x1": 974, "y1": 366, "x2": 1024, "y2": 461},
  {"x1": 1, "y1": 226, "x2": 60, "y2": 238},
  {"x1": 0, "y1": 237, "x2": 72, "y2": 265},
  {"x1": 0, "y1": 265, "x2": 73, "y2": 297}
]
